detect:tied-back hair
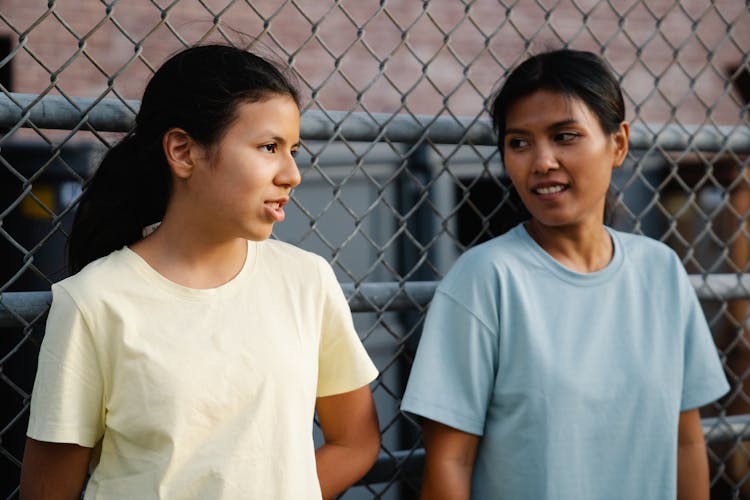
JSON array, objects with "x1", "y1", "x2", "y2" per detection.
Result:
[
  {"x1": 68, "y1": 44, "x2": 300, "y2": 274},
  {"x1": 490, "y1": 49, "x2": 625, "y2": 156}
]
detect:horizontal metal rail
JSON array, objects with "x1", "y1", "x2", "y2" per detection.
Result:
[
  {"x1": 1, "y1": 93, "x2": 749, "y2": 151},
  {"x1": 2, "y1": 274, "x2": 750, "y2": 326},
  {"x1": 703, "y1": 415, "x2": 750, "y2": 444},
  {"x1": 0, "y1": 291, "x2": 50, "y2": 327}
]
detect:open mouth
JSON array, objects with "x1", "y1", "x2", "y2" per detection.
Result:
[
  {"x1": 533, "y1": 184, "x2": 568, "y2": 195},
  {"x1": 264, "y1": 198, "x2": 290, "y2": 223}
]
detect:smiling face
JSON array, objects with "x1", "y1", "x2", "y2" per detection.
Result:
[
  {"x1": 502, "y1": 89, "x2": 628, "y2": 234},
  {"x1": 184, "y1": 94, "x2": 302, "y2": 242}
]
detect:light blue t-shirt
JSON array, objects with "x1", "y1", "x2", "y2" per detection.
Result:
[{"x1": 401, "y1": 224, "x2": 729, "y2": 500}]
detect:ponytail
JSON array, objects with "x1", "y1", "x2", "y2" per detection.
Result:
[{"x1": 67, "y1": 133, "x2": 170, "y2": 274}]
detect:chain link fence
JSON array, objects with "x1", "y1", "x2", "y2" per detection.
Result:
[{"x1": 0, "y1": 0, "x2": 749, "y2": 498}]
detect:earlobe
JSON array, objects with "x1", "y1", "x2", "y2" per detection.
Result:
[
  {"x1": 163, "y1": 128, "x2": 195, "y2": 179},
  {"x1": 612, "y1": 121, "x2": 630, "y2": 169}
]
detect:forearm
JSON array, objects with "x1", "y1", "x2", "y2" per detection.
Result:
[{"x1": 315, "y1": 440, "x2": 378, "y2": 500}]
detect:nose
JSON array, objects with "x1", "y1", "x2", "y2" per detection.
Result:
[
  {"x1": 277, "y1": 153, "x2": 301, "y2": 189},
  {"x1": 533, "y1": 142, "x2": 559, "y2": 174}
]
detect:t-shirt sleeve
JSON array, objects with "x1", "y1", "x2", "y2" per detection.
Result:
[
  {"x1": 401, "y1": 289, "x2": 497, "y2": 436},
  {"x1": 316, "y1": 260, "x2": 378, "y2": 397},
  {"x1": 680, "y1": 273, "x2": 730, "y2": 411},
  {"x1": 27, "y1": 283, "x2": 105, "y2": 447}
]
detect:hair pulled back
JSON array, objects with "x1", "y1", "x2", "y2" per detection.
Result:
[
  {"x1": 490, "y1": 49, "x2": 625, "y2": 156},
  {"x1": 68, "y1": 45, "x2": 299, "y2": 273}
]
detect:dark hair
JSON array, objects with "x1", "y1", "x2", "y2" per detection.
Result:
[
  {"x1": 68, "y1": 45, "x2": 300, "y2": 273},
  {"x1": 490, "y1": 49, "x2": 625, "y2": 156}
]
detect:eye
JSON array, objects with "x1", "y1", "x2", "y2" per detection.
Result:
[
  {"x1": 290, "y1": 147, "x2": 299, "y2": 158},
  {"x1": 506, "y1": 137, "x2": 528, "y2": 150},
  {"x1": 262, "y1": 143, "x2": 277, "y2": 153},
  {"x1": 555, "y1": 132, "x2": 578, "y2": 142}
]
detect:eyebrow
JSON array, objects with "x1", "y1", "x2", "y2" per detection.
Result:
[
  {"x1": 505, "y1": 119, "x2": 580, "y2": 136},
  {"x1": 265, "y1": 134, "x2": 300, "y2": 148}
]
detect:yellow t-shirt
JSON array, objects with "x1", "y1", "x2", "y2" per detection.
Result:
[{"x1": 28, "y1": 239, "x2": 378, "y2": 499}]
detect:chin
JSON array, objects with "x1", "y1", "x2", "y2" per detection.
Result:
[
  {"x1": 246, "y1": 234, "x2": 272, "y2": 242},
  {"x1": 245, "y1": 227, "x2": 274, "y2": 241},
  {"x1": 529, "y1": 215, "x2": 569, "y2": 227}
]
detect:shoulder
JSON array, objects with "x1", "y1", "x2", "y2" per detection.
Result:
[
  {"x1": 611, "y1": 229, "x2": 694, "y2": 302},
  {"x1": 48, "y1": 248, "x2": 138, "y2": 332},
  {"x1": 612, "y1": 229, "x2": 683, "y2": 271},
  {"x1": 54, "y1": 247, "x2": 135, "y2": 301},
  {"x1": 613, "y1": 229, "x2": 673, "y2": 255},
  {"x1": 432, "y1": 226, "x2": 533, "y2": 325},
  {"x1": 260, "y1": 238, "x2": 329, "y2": 269},
  {"x1": 454, "y1": 226, "x2": 527, "y2": 270},
  {"x1": 439, "y1": 225, "x2": 530, "y2": 292},
  {"x1": 258, "y1": 239, "x2": 336, "y2": 288}
]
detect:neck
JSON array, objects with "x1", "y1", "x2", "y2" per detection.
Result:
[
  {"x1": 525, "y1": 220, "x2": 613, "y2": 274},
  {"x1": 129, "y1": 214, "x2": 249, "y2": 289}
]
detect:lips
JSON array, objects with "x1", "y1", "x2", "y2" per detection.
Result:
[
  {"x1": 532, "y1": 183, "x2": 568, "y2": 195},
  {"x1": 265, "y1": 198, "x2": 288, "y2": 222}
]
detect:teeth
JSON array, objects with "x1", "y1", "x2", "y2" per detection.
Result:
[
  {"x1": 268, "y1": 202, "x2": 280, "y2": 209},
  {"x1": 535, "y1": 185, "x2": 565, "y2": 195}
]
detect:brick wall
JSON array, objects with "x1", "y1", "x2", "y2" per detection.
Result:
[{"x1": 0, "y1": 0, "x2": 747, "y2": 124}]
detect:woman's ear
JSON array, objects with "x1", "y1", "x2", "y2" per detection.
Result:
[
  {"x1": 163, "y1": 128, "x2": 196, "y2": 179},
  {"x1": 612, "y1": 121, "x2": 630, "y2": 169}
]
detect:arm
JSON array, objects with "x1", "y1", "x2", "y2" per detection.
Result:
[
  {"x1": 420, "y1": 419, "x2": 480, "y2": 500},
  {"x1": 677, "y1": 409, "x2": 710, "y2": 500},
  {"x1": 20, "y1": 438, "x2": 92, "y2": 500},
  {"x1": 315, "y1": 384, "x2": 380, "y2": 499}
]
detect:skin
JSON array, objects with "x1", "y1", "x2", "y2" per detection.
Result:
[
  {"x1": 132, "y1": 94, "x2": 304, "y2": 289},
  {"x1": 502, "y1": 89, "x2": 629, "y2": 273},
  {"x1": 420, "y1": 420, "x2": 479, "y2": 500},
  {"x1": 316, "y1": 386, "x2": 381, "y2": 499},
  {"x1": 420, "y1": 90, "x2": 711, "y2": 498},
  {"x1": 677, "y1": 408, "x2": 711, "y2": 500},
  {"x1": 20, "y1": 440, "x2": 91, "y2": 500},
  {"x1": 20, "y1": 94, "x2": 380, "y2": 498}
]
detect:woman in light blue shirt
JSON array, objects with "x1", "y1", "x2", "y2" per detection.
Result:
[{"x1": 402, "y1": 49, "x2": 728, "y2": 500}]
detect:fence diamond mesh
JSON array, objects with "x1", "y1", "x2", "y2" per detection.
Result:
[{"x1": 0, "y1": 0, "x2": 749, "y2": 498}]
